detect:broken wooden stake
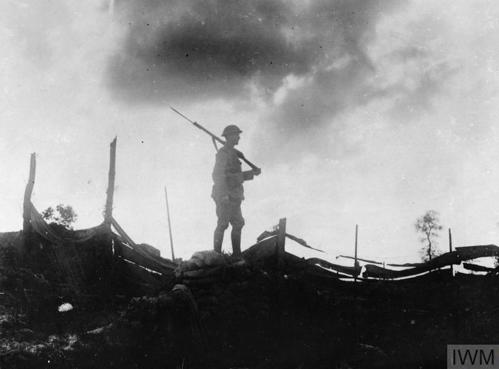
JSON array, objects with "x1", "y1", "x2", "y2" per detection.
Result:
[
  {"x1": 22, "y1": 153, "x2": 36, "y2": 253},
  {"x1": 277, "y1": 218, "x2": 286, "y2": 269},
  {"x1": 448, "y1": 228, "x2": 453, "y2": 276},
  {"x1": 354, "y1": 224, "x2": 359, "y2": 282},
  {"x1": 104, "y1": 137, "x2": 117, "y2": 228},
  {"x1": 23, "y1": 153, "x2": 36, "y2": 234}
]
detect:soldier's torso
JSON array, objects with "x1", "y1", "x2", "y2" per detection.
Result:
[
  {"x1": 224, "y1": 147, "x2": 242, "y2": 174},
  {"x1": 212, "y1": 146, "x2": 244, "y2": 200}
]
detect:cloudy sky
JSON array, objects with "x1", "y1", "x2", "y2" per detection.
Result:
[{"x1": 2, "y1": 0, "x2": 499, "y2": 263}]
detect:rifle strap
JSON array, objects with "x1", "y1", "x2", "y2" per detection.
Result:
[{"x1": 211, "y1": 137, "x2": 219, "y2": 152}]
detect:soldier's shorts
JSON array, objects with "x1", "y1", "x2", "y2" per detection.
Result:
[{"x1": 215, "y1": 198, "x2": 245, "y2": 229}]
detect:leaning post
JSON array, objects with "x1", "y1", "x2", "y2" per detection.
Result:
[{"x1": 164, "y1": 186, "x2": 176, "y2": 261}]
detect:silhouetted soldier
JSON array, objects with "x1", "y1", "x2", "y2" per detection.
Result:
[{"x1": 212, "y1": 125, "x2": 260, "y2": 257}]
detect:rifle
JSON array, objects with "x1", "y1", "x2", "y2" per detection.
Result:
[{"x1": 170, "y1": 106, "x2": 261, "y2": 173}]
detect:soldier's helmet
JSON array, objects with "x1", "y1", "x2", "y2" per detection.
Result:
[{"x1": 222, "y1": 125, "x2": 242, "y2": 137}]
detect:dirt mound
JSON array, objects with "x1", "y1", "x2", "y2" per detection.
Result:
[{"x1": 2, "y1": 241, "x2": 499, "y2": 368}]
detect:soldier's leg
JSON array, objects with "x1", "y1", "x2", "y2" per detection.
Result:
[
  {"x1": 231, "y1": 230, "x2": 242, "y2": 257},
  {"x1": 214, "y1": 200, "x2": 229, "y2": 253},
  {"x1": 229, "y1": 200, "x2": 245, "y2": 257}
]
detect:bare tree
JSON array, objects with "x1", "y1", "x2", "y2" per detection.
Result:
[{"x1": 415, "y1": 210, "x2": 443, "y2": 262}]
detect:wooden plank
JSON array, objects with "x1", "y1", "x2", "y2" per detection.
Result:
[
  {"x1": 308, "y1": 258, "x2": 361, "y2": 277},
  {"x1": 462, "y1": 263, "x2": 495, "y2": 273},
  {"x1": 111, "y1": 217, "x2": 136, "y2": 247},
  {"x1": 360, "y1": 245, "x2": 499, "y2": 279},
  {"x1": 116, "y1": 242, "x2": 174, "y2": 275},
  {"x1": 243, "y1": 235, "x2": 278, "y2": 266},
  {"x1": 337, "y1": 255, "x2": 383, "y2": 265},
  {"x1": 284, "y1": 232, "x2": 323, "y2": 252},
  {"x1": 111, "y1": 217, "x2": 175, "y2": 267}
]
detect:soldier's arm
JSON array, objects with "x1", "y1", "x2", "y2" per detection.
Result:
[
  {"x1": 225, "y1": 170, "x2": 255, "y2": 184},
  {"x1": 242, "y1": 170, "x2": 254, "y2": 181}
]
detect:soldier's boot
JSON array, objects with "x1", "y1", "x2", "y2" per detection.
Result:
[{"x1": 231, "y1": 227, "x2": 242, "y2": 257}]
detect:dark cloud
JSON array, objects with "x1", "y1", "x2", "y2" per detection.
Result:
[
  {"x1": 109, "y1": 0, "x2": 321, "y2": 102},
  {"x1": 108, "y1": 0, "x2": 461, "y2": 161},
  {"x1": 108, "y1": 0, "x2": 400, "y2": 103}
]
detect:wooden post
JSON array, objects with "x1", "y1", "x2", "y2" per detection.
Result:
[
  {"x1": 23, "y1": 153, "x2": 36, "y2": 252},
  {"x1": 275, "y1": 218, "x2": 287, "y2": 338},
  {"x1": 104, "y1": 138, "x2": 117, "y2": 228},
  {"x1": 449, "y1": 228, "x2": 453, "y2": 277},
  {"x1": 277, "y1": 218, "x2": 286, "y2": 269},
  {"x1": 164, "y1": 186, "x2": 175, "y2": 261},
  {"x1": 23, "y1": 153, "x2": 36, "y2": 232},
  {"x1": 354, "y1": 224, "x2": 359, "y2": 282}
]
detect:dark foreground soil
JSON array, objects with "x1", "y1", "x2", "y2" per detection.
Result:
[{"x1": 1, "y1": 246, "x2": 499, "y2": 369}]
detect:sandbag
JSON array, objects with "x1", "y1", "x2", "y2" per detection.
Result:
[{"x1": 179, "y1": 250, "x2": 228, "y2": 272}]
